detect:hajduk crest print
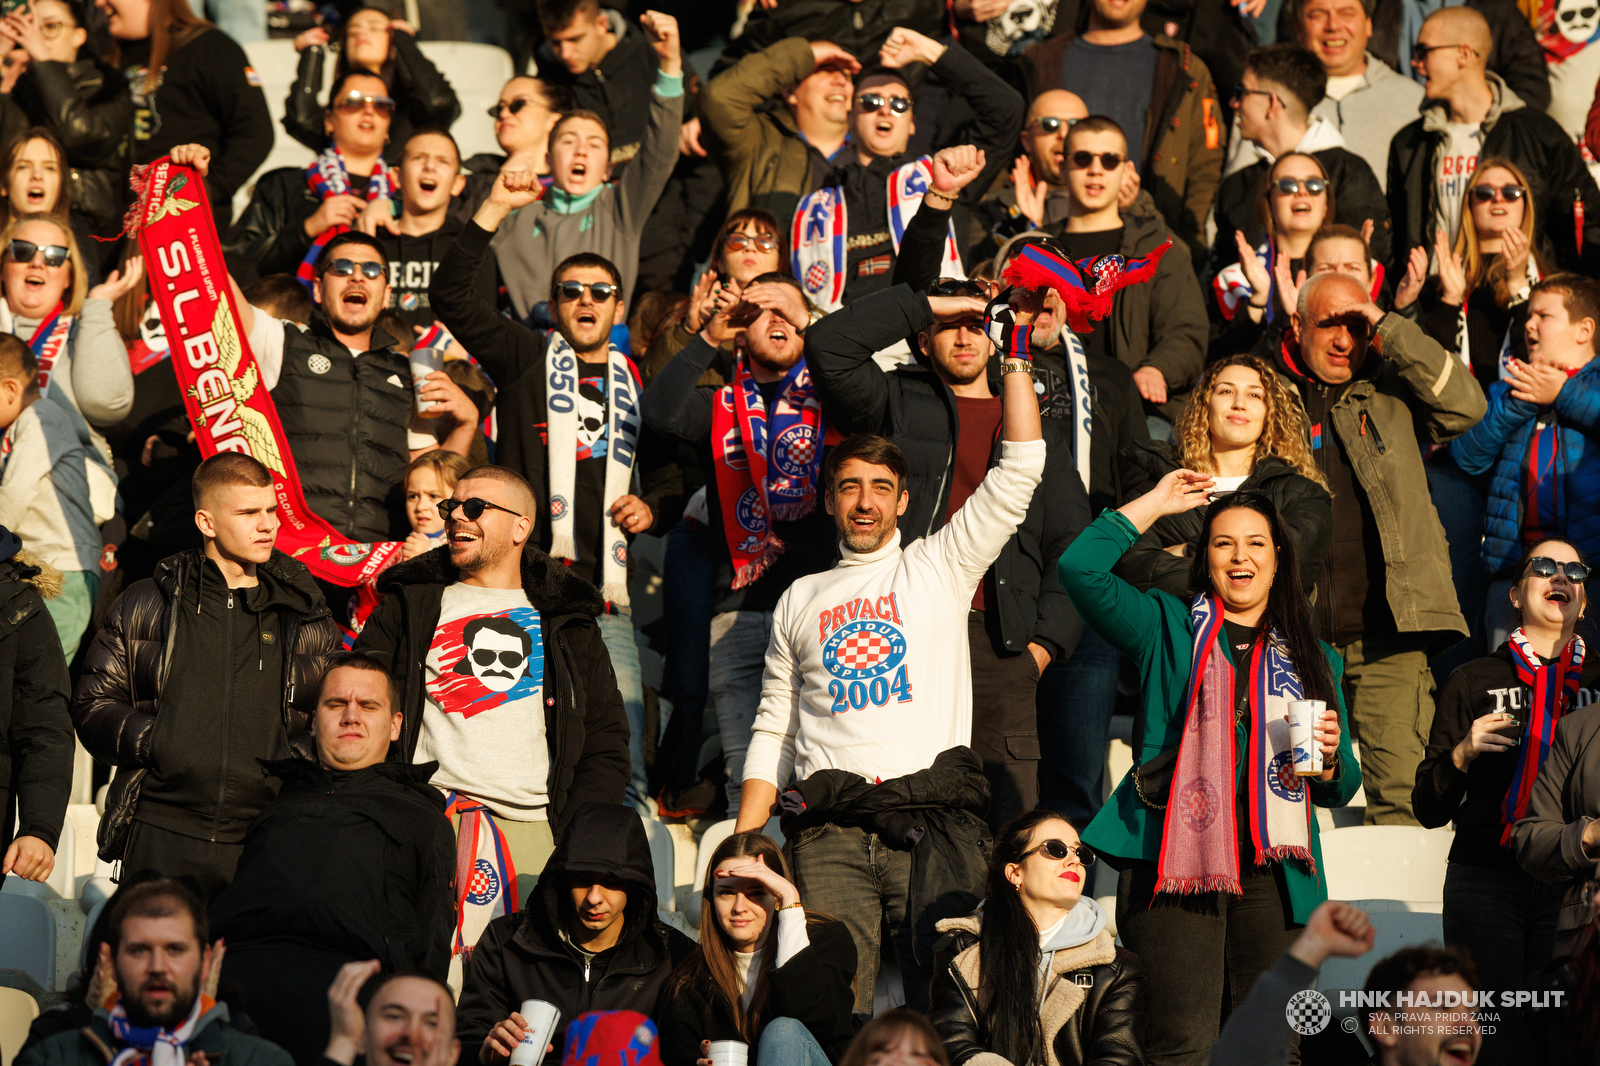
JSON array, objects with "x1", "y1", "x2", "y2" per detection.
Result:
[{"x1": 818, "y1": 593, "x2": 913, "y2": 714}]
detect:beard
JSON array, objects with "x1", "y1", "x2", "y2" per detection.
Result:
[
  {"x1": 452, "y1": 533, "x2": 509, "y2": 575},
  {"x1": 122, "y1": 973, "x2": 200, "y2": 1030},
  {"x1": 324, "y1": 294, "x2": 382, "y2": 334},
  {"x1": 838, "y1": 511, "x2": 895, "y2": 554}
]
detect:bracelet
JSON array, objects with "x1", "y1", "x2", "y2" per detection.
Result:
[
  {"x1": 780, "y1": 901, "x2": 804, "y2": 911},
  {"x1": 1001, "y1": 358, "x2": 1033, "y2": 375},
  {"x1": 923, "y1": 189, "x2": 955, "y2": 208}
]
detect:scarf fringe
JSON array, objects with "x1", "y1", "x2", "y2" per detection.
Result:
[
  {"x1": 730, "y1": 540, "x2": 786, "y2": 590},
  {"x1": 768, "y1": 497, "x2": 816, "y2": 523},
  {"x1": 549, "y1": 534, "x2": 577, "y2": 564},
  {"x1": 602, "y1": 580, "x2": 630, "y2": 607},
  {"x1": 1258, "y1": 844, "x2": 1317, "y2": 878},
  {"x1": 1155, "y1": 873, "x2": 1242, "y2": 896}
]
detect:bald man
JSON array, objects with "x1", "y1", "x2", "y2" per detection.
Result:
[
  {"x1": 1387, "y1": 5, "x2": 1600, "y2": 276},
  {"x1": 354, "y1": 464, "x2": 630, "y2": 902}
]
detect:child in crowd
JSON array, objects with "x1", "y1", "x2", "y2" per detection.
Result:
[
  {"x1": 403, "y1": 449, "x2": 470, "y2": 560},
  {"x1": 0, "y1": 334, "x2": 104, "y2": 658}
]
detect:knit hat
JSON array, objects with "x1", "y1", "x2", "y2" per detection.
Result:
[{"x1": 560, "y1": 1012, "x2": 662, "y2": 1066}]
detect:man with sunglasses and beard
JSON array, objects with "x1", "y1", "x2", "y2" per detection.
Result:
[
  {"x1": 355, "y1": 466, "x2": 629, "y2": 942},
  {"x1": 176, "y1": 143, "x2": 477, "y2": 544}
]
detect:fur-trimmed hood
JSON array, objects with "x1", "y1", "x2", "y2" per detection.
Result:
[
  {"x1": 376, "y1": 542, "x2": 605, "y2": 619},
  {"x1": 2, "y1": 549, "x2": 63, "y2": 600}
]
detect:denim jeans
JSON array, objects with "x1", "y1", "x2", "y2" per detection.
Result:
[
  {"x1": 756, "y1": 1018, "x2": 831, "y2": 1066},
  {"x1": 709, "y1": 610, "x2": 775, "y2": 811},
  {"x1": 1442, "y1": 862, "x2": 1562, "y2": 1066},
  {"x1": 660, "y1": 519, "x2": 716, "y2": 793},
  {"x1": 785, "y1": 822, "x2": 926, "y2": 1013},
  {"x1": 598, "y1": 608, "x2": 648, "y2": 812},
  {"x1": 1037, "y1": 627, "x2": 1121, "y2": 828}
]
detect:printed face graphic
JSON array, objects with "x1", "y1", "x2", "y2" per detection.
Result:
[
  {"x1": 460, "y1": 621, "x2": 530, "y2": 691},
  {"x1": 1558, "y1": 0, "x2": 1600, "y2": 43},
  {"x1": 1001, "y1": 0, "x2": 1045, "y2": 39},
  {"x1": 433, "y1": 610, "x2": 543, "y2": 714}
]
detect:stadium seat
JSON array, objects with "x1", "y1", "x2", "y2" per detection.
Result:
[
  {"x1": 0, "y1": 985, "x2": 39, "y2": 1066},
  {"x1": 1319, "y1": 825, "x2": 1453, "y2": 906},
  {"x1": 0, "y1": 893, "x2": 55, "y2": 990},
  {"x1": 639, "y1": 814, "x2": 676, "y2": 913}
]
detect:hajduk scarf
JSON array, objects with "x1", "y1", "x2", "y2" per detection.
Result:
[
  {"x1": 445, "y1": 791, "x2": 519, "y2": 960},
  {"x1": 1213, "y1": 244, "x2": 1387, "y2": 324},
  {"x1": 0, "y1": 300, "x2": 73, "y2": 398},
  {"x1": 295, "y1": 146, "x2": 396, "y2": 289},
  {"x1": 1500, "y1": 628, "x2": 1585, "y2": 844},
  {"x1": 546, "y1": 332, "x2": 640, "y2": 607},
  {"x1": 982, "y1": 290, "x2": 1093, "y2": 493},
  {"x1": 129, "y1": 157, "x2": 405, "y2": 589},
  {"x1": 106, "y1": 992, "x2": 213, "y2": 1066},
  {"x1": 792, "y1": 157, "x2": 963, "y2": 313},
  {"x1": 1157, "y1": 593, "x2": 1316, "y2": 896},
  {"x1": 711, "y1": 355, "x2": 828, "y2": 588}
]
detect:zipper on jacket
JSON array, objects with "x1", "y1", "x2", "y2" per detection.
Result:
[
  {"x1": 1359, "y1": 408, "x2": 1386, "y2": 454},
  {"x1": 213, "y1": 587, "x2": 235, "y2": 842}
]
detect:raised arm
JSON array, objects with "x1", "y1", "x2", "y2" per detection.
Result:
[
  {"x1": 169, "y1": 144, "x2": 255, "y2": 338},
  {"x1": 616, "y1": 12, "x2": 686, "y2": 228},
  {"x1": 639, "y1": 332, "x2": 720, "y2": 440},
  {"x1": 1371, "y1": 309, "x2": 1487, "y2": 442},
  {"x1": 889, "y1": 145, "x2": 986, "y2": 293}
]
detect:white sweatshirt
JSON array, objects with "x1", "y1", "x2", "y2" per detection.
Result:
[{"x1": 744, "y1": 438, "x2": 1047, "y2": 788}]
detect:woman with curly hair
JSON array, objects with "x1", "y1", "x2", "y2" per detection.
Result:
[{"x1": 1117, "y1": 353, "x2": 1331, "y2": 601}]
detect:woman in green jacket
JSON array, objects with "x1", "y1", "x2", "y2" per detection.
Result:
[{"x1": 1059, "y1": 469, "x2": 1362, "y2": 1065}]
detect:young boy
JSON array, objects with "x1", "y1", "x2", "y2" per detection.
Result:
[
  {"x1": 403, "y1": 449, "x2": 471, "y2": 560},
  {"x1": 0, "y1": 334, "x2": 108, "y2": 658}
]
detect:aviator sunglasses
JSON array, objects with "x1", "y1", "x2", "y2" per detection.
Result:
[
  {"x1": 6, "y1": 239, "x2": 69, "y2": 267},
  {"x1": 856, "y1": 92, "x2": 912, "y2": 115},
  {"x1": 1271, "y1": 176, "x2": 1328, "y2": 196},
  {"x1": 438, "y1": 497, "x2": 526, "y2": 522},
  {"x1": 330, "y1": 90, "x2": 396, "y2": 114},
  {"x1": 1470, "y1": 183, "x2": 1527, "y2": 203},
  {"x1": 724, "y1": 232, "x2": 779, "y2": 252},
  {"x1": 1527, "y1": 557, "x2": 1590, "y2": 583},
  {"x1": 324, "y1": 259, "x2": 385, "y2": 279},
  {"x1": 1023, "y1": 839, "x2": 1096, "y2": 865}
]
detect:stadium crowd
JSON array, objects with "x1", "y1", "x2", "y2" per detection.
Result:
[{"x1": 1, "y1": 0, "x2": 1600, "y2": 1063}]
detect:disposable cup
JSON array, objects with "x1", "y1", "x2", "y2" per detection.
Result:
[
  {"x1": 509, "y1": 1000, "x2": 561, "y2": 1066},
  {"x1": 410, "y1": 346, "x2": 446, "y2": 412},
  {"x1": 708, "y1": 1041, "x2": 749, "y2": 1066},
  {"x1": 1287, "y1": 699, "x2": 1326, "y2": 776}
]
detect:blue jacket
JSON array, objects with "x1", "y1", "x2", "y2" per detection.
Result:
[{"x1": 1450, "y1": 361, "x2": 1600, "y2": 576}]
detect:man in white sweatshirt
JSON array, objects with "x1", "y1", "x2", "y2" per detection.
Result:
[{"x1": 732, "y1": 286, "x2": 1049, "y2": 1010}]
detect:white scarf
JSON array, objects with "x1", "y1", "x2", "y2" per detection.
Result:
[
  {"x1": 1061, "y1": 327, "x2": 1093, "y2": 494},
  {"x1": 545, "y1": 333, "x2": 640, "y2": 606}
]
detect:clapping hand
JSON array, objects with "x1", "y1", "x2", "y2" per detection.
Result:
[
  {"x1": 1393, "y1": 245, "x2": 1428, "y2": 310},
  {"x1": 325, "y1": 959, "x2": 382, "y2": 1066},
  {"x1": 88, "y1": 257, "x2": 146, "y2": 303},
  {"x1": 1506, "y1": 356, "x2": 1568, "y2": 406},
  {"x1": 1435, "y1": 228, "x2": 1467, "y2": 306},
  {"x1": 1011, "y1": 155, "x2": 1047, "y2": 227}
]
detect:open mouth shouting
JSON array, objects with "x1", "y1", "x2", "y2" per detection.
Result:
[
  {"x1": 570, "y1": 160, "x2": 588, "y2": 180},
  {"x1": 575, "y1": 307, "x2": 599, "y2": 328},
  {"x1": 419, "y1": 176, "x2": 438, "y2": 194},
  {"x1": 22, "y1": 183, "x2": 47, "y2": 208},
  {"x1": 874, "y1": 118, "x2": 895, "y2": 137},
  {"x1": 1438, "y1": 1035, "x2": 1476, "y2": 1066},
  {"x1": 1546, "y1": 586, "x2": 1572, "y2": 603},
  {"x1": 1225, "y1": 566, "x2": 1256, "y2": 590},
  {"x1": 383, "y1": 1041, "x2": 417, "y2": 1066},
  {"x1": 1290, "y1": 200, "x2": 1314, "y2": 216},
  {"x1": 341, "y1": 287, "x2": 370, "y2": 312}
]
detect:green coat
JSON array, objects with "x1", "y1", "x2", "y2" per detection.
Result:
[
  {"x1": 1061, "y1": 509, "x2": 1363, "y2": 924},
  {"x1": 18, "y1": 1004, "x2": 292, "y2": 1066}
]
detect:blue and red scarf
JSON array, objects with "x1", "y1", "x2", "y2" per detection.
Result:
[
  {"x1": 1524, "y1": 419, "x2": 1564, "y2": 546},
  {"x1": 295, "y1": 147, "x2": 395, "y2": 289},
  {"x1": 710, "y1": 356, "x2": 829, "y2": 588},
  {"x1": 106, "y1": 992, "x2": 213, "y2": 1066},
  {"x1": 1500, "y1": 628, "x2": 1585, "y2": 844},
  {"x1": 445, "y1": 791, "x2": 519, "y2": 960},
  {"x1": 1157, "y1": 594, "x2": 1316, "y2": 896},
  {"x1": 21, "y1": 302, "x2": 72, "y2": 399}
]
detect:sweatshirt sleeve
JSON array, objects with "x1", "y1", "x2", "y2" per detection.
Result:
[
  {"x1": 744, "y1": 589, "x2": 803, "y2": 788},
  {"x1": 1510, "y1": 717, "x2": 1597, "y2": 883},
  {"x1": 908, "y1": 439, "x2": 1046, "y2": 602},
  {"x1": 773, "y1": 904, "x2": 811, "y2": 966},
  {"x1": 640, "y1": 334, "x2": 718, "y2": 440},
  {"x1": 1207, "y1": 953, "x2": 1318, "y2": 1066},
  {"x1": 0, "y1": 413, "x2": 48, "y2": 530},
  {"x1": 616, "y1": 80, "x2": 685, "y2": 232},
  {"x1": 198, "y1": 30, "x2": 274, "y2": 201},
  {"x1": 1412, "y1": 665, "x2": 1475, "y2": 829},
  {"x1": 67, "y1": 298, "x2": 134, "y2": 427}
]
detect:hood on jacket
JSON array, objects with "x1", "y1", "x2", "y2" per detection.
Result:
[
  {"x1": 936, "y1": 897, "x2": 1108, "y2": 954},
  {"x1": 153, "y1": 549, "x2": 331, "y2": 621},
  {"x1": 261, "y1": 756, "x2": 448, "y2": 811},
  {"x1": 1421, "y1": 71, "x2": 1525, "y2": 136},
  {"x1": 0, "y1": 547, "x2": 63, "y2": 600},
  {"x1": 377, "y1": 542, "x2": 605, "y2": 618},
  {"x1": 529, "y1": 801, "x2": 658, "y2": 940}
]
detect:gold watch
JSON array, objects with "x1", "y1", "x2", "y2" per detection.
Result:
[{"x1": 1001, "y1": 359, "x2": 1033, "y2": 376}]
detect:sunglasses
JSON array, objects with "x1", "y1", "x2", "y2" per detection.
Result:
[
  {"x1": 487, "y1": 97, "x2": 538, "y2": 120},
  {"x1": 1527, "y1": 557, "x2": 1590, "y2": 583},
  {"x1": 324, "y1": 258, "x2": 385, "y2": 280},
  {"x1": 1411, "y1": 42, "x2": 1476, "y2": 63},
  {"x1": 1231, "y1": 83, "x2": 1277, "y2": 104},
  {"x1": 724, "y1": 232, "x2": 778, "y2": 252},
  {"x1": 470, "y1": 648, "x2": 527, "y2": 667},
  {"x1": 929, "y1": 278, "x2": 990, "y2": 299},
  {"x1": 438, "y1": 497, "x2": 526, "y2": 522},
  {"x1": 331, "y1": 90, "x2": 396, "y2": 114},
  {"x1": 556, "y1": 280, "x2": 619, "y2": 302},
  {"x1": 1069, "y1": 150, "x2": 1124, "y2": 170},
  {"x1": 1024, "y1": 839, "x2": 1096, "y2": 866},
  {"x1": 6, "y1": 239, "x2": 68, "y2": 267},
  {"x1": 1271, "y1": 176, "x2": 1327, "y2": 196},
  {"x1": 856, "y1": 92, "x2": 912, "y2": 115},
  {"x1": 1470, "y1": 183, "x2": 1527, "y2": 203},
  {"x1": 1031, "y1": 115, "x2": 1080, "y2": 134}
]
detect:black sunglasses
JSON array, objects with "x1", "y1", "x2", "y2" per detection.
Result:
[
  {"x1": 470, "y1": 648, "x2": 526, "y2": 667},
  {"x1": 724, "y1": 232, "x2": 779, "y2": 252},
  {"x1": 6, "y1": 239, "x2": 68, "y2": 267},
  {"x1": 1031, "y1": 115, "x2": 1080, "y2": 134},
  {"x1": 1470, "y1": 183, "x2": 1527, "y2": 203},
  {"x1": 438, "y1": 497, "x2": 526, "y2": 522},
  {"x1": 324, "y1": 258, "x2": 385, "y2": 280},
  {"x1": 856, "y1": 92, "x2": 912, "y2": 115},
  {"x1": 1069, "y1": 150, "x2": 1124, "y2": 170},
  {"x1": 1024, "y1": 839, "x2": 1096, "y2": 866},
  {"x1": 1272, "y1": 176, "x2": 1328, "y2": 196},
  {"x1": 556, "y1": 280, "x2": 619, "y2": 302},
  {"x1": 929, "y1": 278, "x2": 990, "y2": 299},
  {"x1": 331, "y1": 90, "x2": 396, "y2": 114},
  {"x1": 1527, "y1": 557, "x2": 1590, "y2": 583},
  {"x1": 1231, "y1": 83, "x2": 1277, "y2": 104},
  {"x1": 487, "y1": 97, "x2": 538, "y2": 120}
]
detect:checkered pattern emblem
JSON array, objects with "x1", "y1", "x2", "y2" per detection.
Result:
[
  {"x1": 822, "y1": 619, "x2": 908, "y2": 681},
  {"x1": 771, "y1": 424, "x2": 817, "y2": 479},
  {"x1": 1286, "y1": 990, "x2": 1331, "y2": 1035},
  {"x1": 805, "y1": 261, "x2": 830, "y2": 294},
  {"x1": 465, "y1": 857, "x2": 501, "y2": 906}
]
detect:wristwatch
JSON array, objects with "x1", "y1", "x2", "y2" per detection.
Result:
[{"x1": 1001, "y1": 359, "x2": 1033, "y2": 376}]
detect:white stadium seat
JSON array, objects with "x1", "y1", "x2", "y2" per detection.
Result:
[
  {"x1": 639, "y1": 814, "x2": 676, "y2": 913},
  {"x1": 1319, "y1": 825, "x2": 1453, "y2": 906},
  {"x1": 0, "y1": 985, "x2": 40, "y2": 1066}
]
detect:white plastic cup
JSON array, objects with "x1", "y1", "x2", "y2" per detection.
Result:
[
  {"x1": 708, "y1": 1041, "x2": 749, "y2": 1066},
  {"x1": 410, "y1": 346, "x2": 446, "y2": 412},
  {"x1": 509, "y1": 1000, "x2": 561, "y2": 1066},
  {"x1": 1287, "y1": 699, "x2": 1326, "y2": 776}
]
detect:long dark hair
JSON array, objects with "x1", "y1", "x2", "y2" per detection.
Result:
[
  {"x1": 975, "y1": 810, "x2": 1070, "y2": 1066},
  {"x1": 1187, "y1": 491, "x2": 1336, "y2": 705},
  {"x1": 331, "y1": 6, "x2": 399, "y2": 90}
]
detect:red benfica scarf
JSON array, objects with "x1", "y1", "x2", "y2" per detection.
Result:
[{"x1": 130, "y1": 157, "x2": 404, "y2": 588}]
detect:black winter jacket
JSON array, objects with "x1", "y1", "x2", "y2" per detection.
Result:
[
  {"x1": 0, "y1": 550, "x2": 73, "y2": 883},
  {"x1": 1212, "y1": 145, "x2": 1391, "y2": 276},
  {"x1": 1369, "y1": 0, "x2": 1548, "y2": 112},
  {"x1": 655, "y1": 918, "x2": 858, "y2": 1066},
  {"x1": 804, "y1": 284, "x2": 1091, "y2": 661},
  {"x1": 929, "y1": 913, "x2": 1144, "y2": 1066},
  {"x1": 709, "y1": 0, "x2": 945, "y2": 76},
  {"x1": 1115, "y1": 441, "x2": 1332, "y2": 600},
  {"x1": 456, "y1": 802, "x2": 695, "y2": 1058},
  {"x1": 71, "y1": 549, "x2": 340, "y2": 862},
  {"x1": 538, "y1": 12, "x2": 666, "y2": 169},
  {"x1": 281, "y1": 34, "x2": 460, "y2": 165},
  {"x1": 208, "y1": 758, "x2": 456, "y2": 978},
  {"x1": 1387, "y1": 76, "x2": 1600, "y2": 279},
  {"x1": 0, "y1": 59, "x2": 133, "y2": 242},
  {"x1": 223, "y1": 166, "x2": 369, "y2": 282},
  {"x1": 352, "y1": 545, "x2": 630, "y2": 839}
]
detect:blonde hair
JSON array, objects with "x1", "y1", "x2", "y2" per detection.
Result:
[
  {"x1": 405, "y1": 449, "x2": 471, "y2": 495},
  {"x1": 1, "y1": 213, "x2": 87, "y2": 316},
  {"x1": 1172, "y1": 354, "x2": 1328, "y2": 489},
  {"x1": 1455, "y1": 156, "x2": 1549, "y2": 309}
]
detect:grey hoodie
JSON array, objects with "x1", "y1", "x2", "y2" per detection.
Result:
[{"x1": 1311, "y1": 53, "x2": 1427, "y2": 193}]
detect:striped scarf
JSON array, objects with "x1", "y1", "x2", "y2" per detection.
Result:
[
  {"x1": 1500, "y1": 629, "x2": 1585, "y2": 844},
  {"x1": 295, "y1": 147, "x2": 395, "y2": 289}
]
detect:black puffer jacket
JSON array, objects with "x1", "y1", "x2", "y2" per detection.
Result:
[
  {"x1": 929, "y1": 911, "x2": 1144, "y2": 1066},
  {"x1": 208, "y1": 758, "x2": 455, "y2": 977},
  {"x1": 0, "y1": 548, "x2": 73, "y2": 884},
  {"x1": 353, "y1": 546, "x2": 630, "y2": 839},
  {"x1": 1114, "y1": 440, "x2": 1332, "y2": 599},
  {"x1": 281, "y1": 34, "x2": 460, "y2": 165},
  {"x1": 655, "y1": 918, "x2": 858, "y2": 1066},
  {"x1": 71, "y1": 549, "x2": 340, "y2": 862},
  {"x1": 456, "y1": 803, "x2": 695, "y2": 1057}
]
